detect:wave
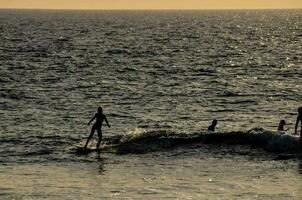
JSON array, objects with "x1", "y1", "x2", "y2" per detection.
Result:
[
  {"x1": 114, "y1": 128, "x2": 300, "y2": 155},
  {"x1": 1, "y1": 128, "x2": 300, "y2": 162}
]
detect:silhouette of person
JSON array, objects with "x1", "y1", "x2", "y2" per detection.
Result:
[
  {"x1": 84, "y1": 107, "x2": 110, "y2": 149},
  {"x1": 278, "y1": 120, "x2": 286, "y2": 131},
  {"x1": 208, "y1": 119, "x2": 217, "y2": 132},
  {"x1": 294, "y1": 107, "x2": 302, "y2": 148}
]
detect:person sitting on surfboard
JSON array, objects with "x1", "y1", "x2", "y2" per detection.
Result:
[
  {"x1": 278, "y1": 120, "x2": 286, "y2": 132},
  {"x1": 84, "y1": 107, "x2": 110, "y2": 149},
  {"x1": 208, "y1": 119, "x2": 217, "y2": 132},
  {"x1": 294, "y1": 107, "x2": 302, "y2": 148}
]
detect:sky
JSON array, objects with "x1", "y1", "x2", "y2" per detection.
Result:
[{"x1": 0, "y1": 0, "x2": 302, "y2": 10}]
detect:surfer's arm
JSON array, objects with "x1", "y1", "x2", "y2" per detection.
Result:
[
  {"x1": 88, "y1": 115, "x2": 96, "y2": 125},
  {"x1": 294, "y1": 116, "x2": 300, "y2": 134},
  {"x1": 105, "y1": 115, "x2": 110, "y2": 128}
]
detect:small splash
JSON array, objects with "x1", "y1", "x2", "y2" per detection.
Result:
[
  {"x1": 57, "y1": 36, "x2": 69, "y2": 42},
  {"x1": 120, "y1": 128, "x2": 147, "y2": 143},
  {"x1": 120, "y1": 128, "x2": 173, "y2": 143}
]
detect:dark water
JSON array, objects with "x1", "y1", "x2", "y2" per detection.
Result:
[{"x1": 0, "y1": 9, "x2": 302, "y2": 199}]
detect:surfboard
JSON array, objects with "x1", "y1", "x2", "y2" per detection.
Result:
[
  {"x1": 75, "y1": 147, "x2": 99, "y2": 154},
  {"x1": 73, "y1": 144, "x2": 117, "y2": 154}
]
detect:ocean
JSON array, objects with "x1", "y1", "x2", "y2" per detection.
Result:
[{"x1": 0, "y1": 9, "x2": 302, "y2": 199}]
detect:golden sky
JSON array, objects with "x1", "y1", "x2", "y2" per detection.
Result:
[{"x1": 0, "y1": 0, "x2": 302, "y2": 10}]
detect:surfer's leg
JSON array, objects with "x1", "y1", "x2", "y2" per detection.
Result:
[
  {"x1": 84, "y1": 126, "x2": 95, "y2": 148},
  {"x1": 96, "y1": 129, "x2": 102, "y2": 149}
]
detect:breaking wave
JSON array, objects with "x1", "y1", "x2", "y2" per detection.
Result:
[
  {"x1": 0, "y1": 128, "x2": 300, "y2": 163},
  {"x1": 115, "y1": 128, "x2": 300, "y2": 154}
]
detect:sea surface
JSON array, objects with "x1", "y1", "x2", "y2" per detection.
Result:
[{"x1": 0, "y1": 9, "x2": 302, "y2": 199}]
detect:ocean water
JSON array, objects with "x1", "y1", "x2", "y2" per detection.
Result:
[{"x1": 0, "y1": 9, "x2": 302, "y2": 199}]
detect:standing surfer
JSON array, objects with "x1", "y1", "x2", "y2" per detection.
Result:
[
  {"x1": 84, "y1": 107, "x2": 110, "y2": 149},
  {"x1": 294, "y1": 107, "x2": 302, "y2": 149}
]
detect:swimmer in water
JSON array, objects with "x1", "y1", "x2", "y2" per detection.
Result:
[
  {"x1": 278, "y1": 120, "x2": 286, "y2": 132},
  {"x1": 208, "y1": 119, "x2": 217, "y2": 132},
  {"x1": 84, "y1": 107, "x2": 110, "y2": 149},
  {"x1": 294, "y1": 107, "x2": 302, "y2": 148}
]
